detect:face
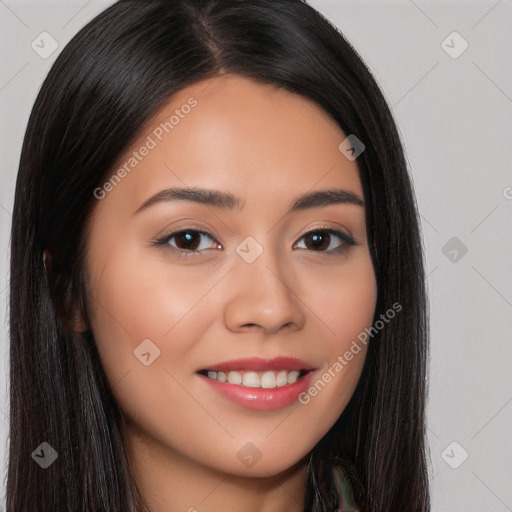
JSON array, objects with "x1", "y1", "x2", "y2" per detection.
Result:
[{"x1": 83, "y1": 74, "x2": 377, "y2": 479}]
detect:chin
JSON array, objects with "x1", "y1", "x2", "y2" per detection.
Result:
[{"x1": 225, "y1": 449, "x2": 310, "y2": 479}]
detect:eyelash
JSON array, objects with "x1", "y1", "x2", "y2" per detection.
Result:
[{"x1": 152, "y1": 226, "x2": 356, "y2": 258}]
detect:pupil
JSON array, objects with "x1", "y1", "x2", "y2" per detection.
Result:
[
  {"x1": 178, "y1": 231, "x2": 198, "y2": 250},
  {"x1": 308, "y1": 232, "x2": 328, "y2": 250}
]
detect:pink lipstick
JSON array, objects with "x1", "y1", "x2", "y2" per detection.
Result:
[{"x1": 197, "y1": 357, "x2": 316, "y2": 411}]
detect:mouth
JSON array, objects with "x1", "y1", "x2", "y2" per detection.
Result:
[{"x1": 196, "y1": 357, "x2": 316, "y2": 411}]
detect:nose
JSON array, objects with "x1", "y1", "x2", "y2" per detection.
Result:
[{"x1": 223, "y1": 241, "x2": 306, "y2": 335}]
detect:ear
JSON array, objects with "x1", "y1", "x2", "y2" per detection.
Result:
[
  {"x1": 70, "y1": 285, "x2": 90, "y2": 333},
  {"x1": 72, "y1": 308, "x2": 89, "y2": 333},
  {"x1": 43, "y1": 249, "x2": 52, "y2": 273},
  {"x1": 43, "y1": 249, "x2": 90, "y2": 333}
]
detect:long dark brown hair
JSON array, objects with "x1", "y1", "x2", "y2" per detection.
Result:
[{"x1": 8, "y1": 0, "x2": 430, "y2": 510}]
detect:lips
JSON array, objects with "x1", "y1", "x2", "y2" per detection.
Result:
[{"x1": 196, "y1": 357, "x2": 316, "y2": 411}]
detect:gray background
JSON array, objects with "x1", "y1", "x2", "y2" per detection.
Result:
[{"x1": 1, "y1": 0, "x2": 511, "y2": 510}]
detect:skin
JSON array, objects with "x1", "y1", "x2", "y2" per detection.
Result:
[{"x1": 78, "y1": 74, "x2": 377, "y2": 512}]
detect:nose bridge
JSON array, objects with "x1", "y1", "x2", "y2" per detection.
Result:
[{"x1": 223, "y1": 234, "x2": 305, "y2": 333}]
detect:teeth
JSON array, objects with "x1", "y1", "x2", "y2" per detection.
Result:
[
  {"x1": 205, "y1": 369, "x2": 304, "y2": 388},
  {"x1": 242, "y1": 371, "x2": 260, "y2": 387},
  {"x1": 261, "y1": 371, "x2": 276, "y2": 388},
  {"x1": 227, "y1": 371, "x2": 242, "y2": 385},
  {"x1": 287, "y1": 370, "x2": 300, "y2": 384},
  {"x1": 276, "y1": 370, "x2": 288, "y2": 387}
]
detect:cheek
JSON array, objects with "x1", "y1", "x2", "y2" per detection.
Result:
[
  {"x1": 298, "y1": 251, "x2": 377, "y2": 422},
  {"x1": 85, "y1": 245, "x2": 218, "y2": 384},
  {"x1": 84, "y1": 246, "x2": 226, "y2": 446},
  {"x1": 309, "y1": 250, "x2": 377, "y2": 344}
]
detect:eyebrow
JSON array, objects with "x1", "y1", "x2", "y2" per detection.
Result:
[{"x1": 133, "y1": 186, "x2": 364, "y2": 215}]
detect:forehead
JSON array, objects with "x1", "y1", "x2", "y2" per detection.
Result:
[{"x1": 94, "y1": 74, "x2": 363, "y2": 217}]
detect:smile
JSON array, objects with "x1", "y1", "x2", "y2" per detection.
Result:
[{"x1": 196, "y1": 357, "x2": 316, "y2": 411}]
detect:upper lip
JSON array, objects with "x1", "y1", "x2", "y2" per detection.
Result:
[{"x1": 198, "y1": 357, "x2": 316, "y2": 373}]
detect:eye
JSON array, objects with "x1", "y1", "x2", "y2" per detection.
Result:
[
  {"x1": 154, "y1": 229, "x2": 220, "y2": 255},
  {"x1": 293, "y1": 228, "x2": 355, "y2": 254},
  {"x1": 153, "y1": 227, "x2": 355, "y2": 257}
]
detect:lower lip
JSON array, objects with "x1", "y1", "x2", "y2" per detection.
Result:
[{"x1": 198, "y1": 371, "x2": 314, "y2": 411}]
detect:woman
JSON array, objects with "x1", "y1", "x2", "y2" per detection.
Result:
[{"x1": 8, "y1": 0, "x2": 430, "y2": 510}]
